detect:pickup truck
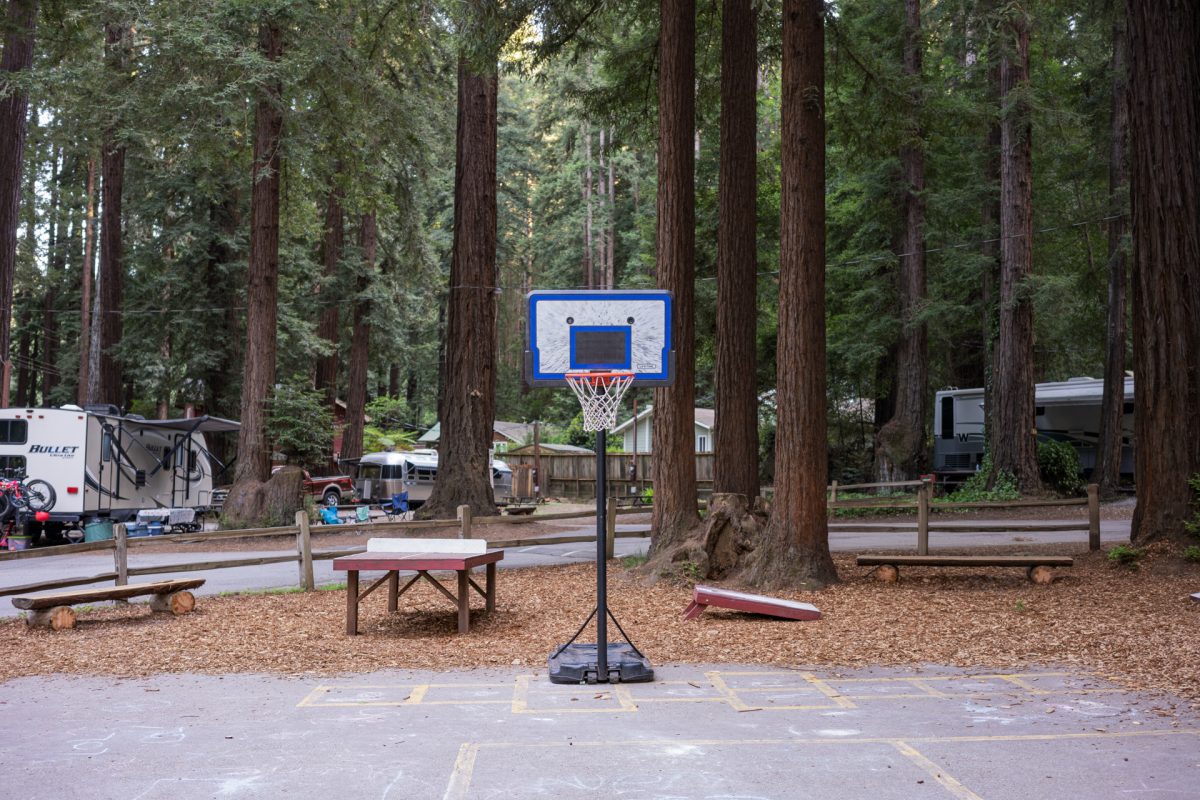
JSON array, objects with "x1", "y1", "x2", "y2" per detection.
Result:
[{"x1": 272, "y1": 467, "x2": 356, "y2": 506}]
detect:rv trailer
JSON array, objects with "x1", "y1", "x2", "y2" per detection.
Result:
[
  {"x1": 352, "y1": 449, "x2": 513, "y2": 508},
  {"x1": 932, "y1": 376, "x2": 1134, "y2": 481},
  {"x1": 0, "y1": 405, "x2": 239, "y2": 539}
]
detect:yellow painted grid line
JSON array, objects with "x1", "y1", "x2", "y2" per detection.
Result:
[
  {"x1": 907, "y1": 678, "x2": 952, "y2": 698},
  {"x1": 801, "y1": 672, "x2": 857, "y2": 708},
  {"x1": 891, "y1": 740, "x2": 985, "y2": 800},
  {"x1": 706, "y1": 670, "x2": 758, "y2": 711},
  {"x1": 296, "y1": 685, "x2": 332, "y2": 708},
  {"x1": 511, "y1": 674, "x2": 530, "y2": 713},
  {"x1": 441, "y1": 743, "x2": 479, "y2": 800}
]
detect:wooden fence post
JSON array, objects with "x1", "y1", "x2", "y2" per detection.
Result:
[
  {"x1": 1087, "y1": 483, "x2": 1100, "y2": 551},
  {"x1": 113, "y1": 523, "x2": 128, "y2": 587},
  {"x1": 605, "y1": 494, "x2": 617, "y2": 560},
  {"x1": 296, "y1": 510, "x2": 314, "y2": 591},
  {"x1": 830, "y1": 480, "x2": 838, "y2": 504},
  {"x1": 458, "y1": 505, "x2": 472, "y2": 539},
  {"x1": 917, "y1": 482, "x2": 930, "y2": 555}
]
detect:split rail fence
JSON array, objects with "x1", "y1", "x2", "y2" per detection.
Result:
[{"x1": 0, "y1": 500, "x2": 652, "y2": 600}]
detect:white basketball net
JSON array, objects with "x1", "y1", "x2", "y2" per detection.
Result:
[{"x1": 566, "y1": 372, "x2": 635, "y2": 431}]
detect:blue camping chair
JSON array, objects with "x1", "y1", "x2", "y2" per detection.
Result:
[
  {"x1": 381, "y1": 492, "x2": 410, "y2": 521},
  {"x1": 319, "y1": 506, "x2": 342, "y2": 525}
]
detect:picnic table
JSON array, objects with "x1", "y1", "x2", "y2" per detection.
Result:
[{"x1": 332, "y1": 538, "x2": 503, "y2": 635}]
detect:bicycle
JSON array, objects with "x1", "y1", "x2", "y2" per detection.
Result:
[{"x1": 0, "y1": 472, "x2": 56, "y2": 521}]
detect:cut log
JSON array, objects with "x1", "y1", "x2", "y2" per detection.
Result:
[
  {"x1": 873, "y1": 564, "x2": 899, "y2": 583},
  {"x1": 28, "y1": 606, "x2": 77, "y2": 630},
  {"x1": 1027, "y1": 565, "x2": 1056, "y2": 585},
  {"x1": 150, "y1": 590, "x2": 196, "y2": 615}
]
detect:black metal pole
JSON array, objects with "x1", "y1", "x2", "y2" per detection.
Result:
[{"x1": 595, "y1": 428, "x2": 608, "y2": 679}]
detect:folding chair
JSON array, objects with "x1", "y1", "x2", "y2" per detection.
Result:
[{"x1": 381, "y1": 492, "x2": 410, "y2": 521}]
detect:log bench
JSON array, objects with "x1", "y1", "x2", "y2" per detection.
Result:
[
  {"x1": 12, "y1": 578, "x2": 206, "y2": 630},
  {"x1": 856, "y1": 555, "x2": 1073, "y2": 584}
]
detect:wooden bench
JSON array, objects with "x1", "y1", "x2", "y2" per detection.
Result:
[
  {"x1": 12, "y1": 578, "x2": 206, "y2": 630},
  {"x1": 856, "y1": 554, "x2": 1073, "y2": 584}
]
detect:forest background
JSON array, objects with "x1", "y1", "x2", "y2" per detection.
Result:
[{"x1": 0, "y1": 0, "x2": 1162, "y2": 496}]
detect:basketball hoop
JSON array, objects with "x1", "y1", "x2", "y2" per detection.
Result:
[{"x1": 565, "y1": 371, "x2": 634, "y2": 431}]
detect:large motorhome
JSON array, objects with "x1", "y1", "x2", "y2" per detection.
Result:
[
  {"x1": 0, "y1": 405, "x2": 238, "y2": 537},
  {"x1": 352, "y1": 449, "x2": 513, "y2": 507},
  {"x1": 932, "y1": 376, "x2": 1134, "y2": 481}
]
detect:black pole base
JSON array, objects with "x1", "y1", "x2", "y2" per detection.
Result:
[{"x1": 546, "y1": 642, "x2": 654, "y2": 685}]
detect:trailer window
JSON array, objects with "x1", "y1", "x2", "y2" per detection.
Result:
[
  {"x1": 0, "y1": 419, "x2": 27, "y2": 444},
  {"x1": 381, "y1": 465, "x2": 404, "y2": 480},
  {"x1": 939, "y1": 397, "x2": 954, "y2": 439},
  {"x1": 0, "y1": 455, "x2": 26, "y2": 477},
  {"x1": 359, "y1": 464, "x2": 382, "y2": 481},
  {"x1": 415, "y1": 467, "x2": 437, "y2": 481}
]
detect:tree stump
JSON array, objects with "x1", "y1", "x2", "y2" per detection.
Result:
[
  {"x1": 150, "y1": 590, "x2": 196, "y2": 615},
  {"x1": 873, "y1": 565, "x2": 899, "y2": 583},
  {"x1": 28, "y1": 605, "x2": 77, "y2": 630},
  {"x1": 1027, "y1": 565, "x2": 1055, "y2": 585}
]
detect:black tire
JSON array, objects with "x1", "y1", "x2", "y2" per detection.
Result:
[
  {"x1": 23, "y1": 479, "x2": 56, "y2": 512},
  {"x1": 323, "y1": 489, "x2": 340, "y2": 507},
  {"x1": 0, "y1": 491, "x2": 11, "y2": 522}
]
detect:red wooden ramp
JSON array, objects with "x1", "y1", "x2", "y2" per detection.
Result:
[
  {"x1": 1191, "y1": 592, "x2": 1200, "y2": 604},
  {"x1": 683, "y1": 585, "x2": 821, "y2": 621}
]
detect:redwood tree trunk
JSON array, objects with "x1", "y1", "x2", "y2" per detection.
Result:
[
  {"x1": 314, "y1": 182, "x2": 343, "y2": 407},
  {"x1": 340, "y1": 212, "x2": 374, "y2": 463},
  {"x1": 421, "y1": 54, "x2": 499, "y2": 518},
  {"x1": 0, "y1": 0, "x2": 37, "y2": 407},
  {"x1": 989, "y1": 5, "x2": 1039, "y2": 491},
  {"x1": 1095, "y1": 11, "x2": 1129, "y2": 499},
  {"x1": 746, "y1": 0, "x2": 836, "y2": 588},
  {"x1": 77, "y1": 157, "x2": 96, "y2": 405},
  {"x1": 713, "y1": 0, "x2": 759, "y2": 500},
  {"x1": 97, "y1": 21, "x2": 129, "y2": 406},
  {"x1": 649, "y1": 0, "x2": 701, "y2": 552},
  {"x1": 875, "y1": 0, "x2": 927, "y2": 482},
  {"x1": 234, "y1": 18, "x2": 283, "y2": 484},
  {"x1": 1127, "y1": 0, "x2": 1200, "y2": 543}
]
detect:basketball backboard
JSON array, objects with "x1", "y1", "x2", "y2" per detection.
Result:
[{"x1": 525, "y1": 290, "x2": 674, "y2": 387}]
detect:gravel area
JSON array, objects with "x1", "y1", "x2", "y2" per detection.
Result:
[{"x1": 2, "y1": 539, "x2": 1196, "y2": 712}]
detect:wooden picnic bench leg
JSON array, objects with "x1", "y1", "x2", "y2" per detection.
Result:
[
  {"x1": 485, "y1": 562, "x2": 496, "y2": 612},
  {"x1": 457, "y1": 569, "x2": 469, "y2": 634},
  {"x1": 387, "y1": 570, "x2": 399, "y2": 613},
  {"x1": 346, "y1": 569, "x2": 359, "y2": 636}
]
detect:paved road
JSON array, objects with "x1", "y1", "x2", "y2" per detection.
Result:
[
  {"x1": 2, "y1": 663, "x2": 1195, "y2": 799},
  {"x1": 0, "y1": 517, "x2": 1132, "y2": 618}
]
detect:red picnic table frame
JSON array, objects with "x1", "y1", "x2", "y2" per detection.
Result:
[{"x1": 331, "y1": 550, "x2": 504, "y2": 635}]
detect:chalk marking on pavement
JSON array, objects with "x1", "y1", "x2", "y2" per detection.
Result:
[{"x1": 890, "y1": 740, "x2": 984, "y2": 800}]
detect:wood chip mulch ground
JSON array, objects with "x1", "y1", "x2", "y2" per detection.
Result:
[{"x1": 2, "y1": 540, "x2": 1197, "y2": 710}]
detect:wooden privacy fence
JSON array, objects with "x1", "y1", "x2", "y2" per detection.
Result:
[
  {"x1": 0, "y1": 501, "x2": 653, "y2": 600},
  {"x1": 502, "y1": 452, "x2": 715, "y2": 499},
  {"x1": 827, "y1": 480, "x2": 1102, "y2": 554}
]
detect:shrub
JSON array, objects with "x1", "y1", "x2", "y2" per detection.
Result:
[
  {"x1": 947, "y1": 455, "x2": 1020, "y2": 503},
  {"x1": 1186, "y1": 473, "x2": 1200, "y2": 539},
  {"x1": 1106, "y1": 544, "x2": 1143, "y2": 569},
  {"x1": 1183, "y1": 546, "x2": 1200, "y2": 564},
  {"x1": 1037, "y1": 440, "x2": 1084, "y2": 495}
]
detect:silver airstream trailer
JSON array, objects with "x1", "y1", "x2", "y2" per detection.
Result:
[{"x1": 353, "y1": 449, "x2": 513, "y2": 507}]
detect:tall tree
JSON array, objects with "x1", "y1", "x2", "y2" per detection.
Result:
[
  {"x1": 988, "y1": 3, "x2": 1039, "y2": 491},
  {"x1": 1094, "y1": 9, "x2": 1129, "y2": 499},
  {"x1": 314, "y1": 181, "x2": 343, "y2": 407},
  {"x1": 649, "y1": 0, "x2": 700, "y2": 552},
  {"x1": 0, "y1": 0, "x2": 37, "y2": 407},
  {"x1": 875, "y1": 0, "x2": 927, "y2": 482},
  {"x1": 746, "y1": 0, "x2": 836, "y2": 588},
  {"x1": 77, "y1": 157, "x2": 96, "y2": 404},
  {"x1": 97, "y1": 20, "x2": 130, "y2": 406},
  {"x1": 233, "y1": 16, "x2": 283, "y2": 484},
  {"x1": 1127, "y1": 0, "x2": 1200, "y2": 543},
  {"x1": 713, "y1": 0, "x2": 759, "y2": 500},
  {"x1": 421, "y1": 41, "x2": 500, "y2": 517},
  {"x1": 340, "y1": 211, "x2": 374, "y2": 463}
]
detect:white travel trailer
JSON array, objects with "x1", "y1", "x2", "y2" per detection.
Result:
[
  {"x1": 352, "y1": 449, "x2": 513, "y2": 507},
  {"x1": 932, "y1": 376, "x2": 1134, "y2": 480},
  {"x1": 0, "y1": 405, "x2": 239, "y2": 537}
]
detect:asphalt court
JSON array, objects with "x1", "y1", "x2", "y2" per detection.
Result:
[{"x1": 1, "y1": 664, "x2": 1197, "y2": 799}]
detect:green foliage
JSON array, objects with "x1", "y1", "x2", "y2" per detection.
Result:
[
  {"x1": 948, "y1": 457, "x2": 1021, "y2": 503},
  {"x1": 267, "y1": 377, "x2": 334, "y2": 470},
  {"x1": 1106, "y1": 545, "x2": 1143, "y2": 569},
  {"x1": 1182, "y1": 546, "x2": 1200, "y2": 564},
  {"x1": 1037, "y1": 440, "x2": 1084, "y2": 495},
  {"x1": 621, "y1": 551, "x2": 649, "y2": 569},
  {"x1": 1186, "y1": 474, "x2": 1200, "y2": 538}
]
